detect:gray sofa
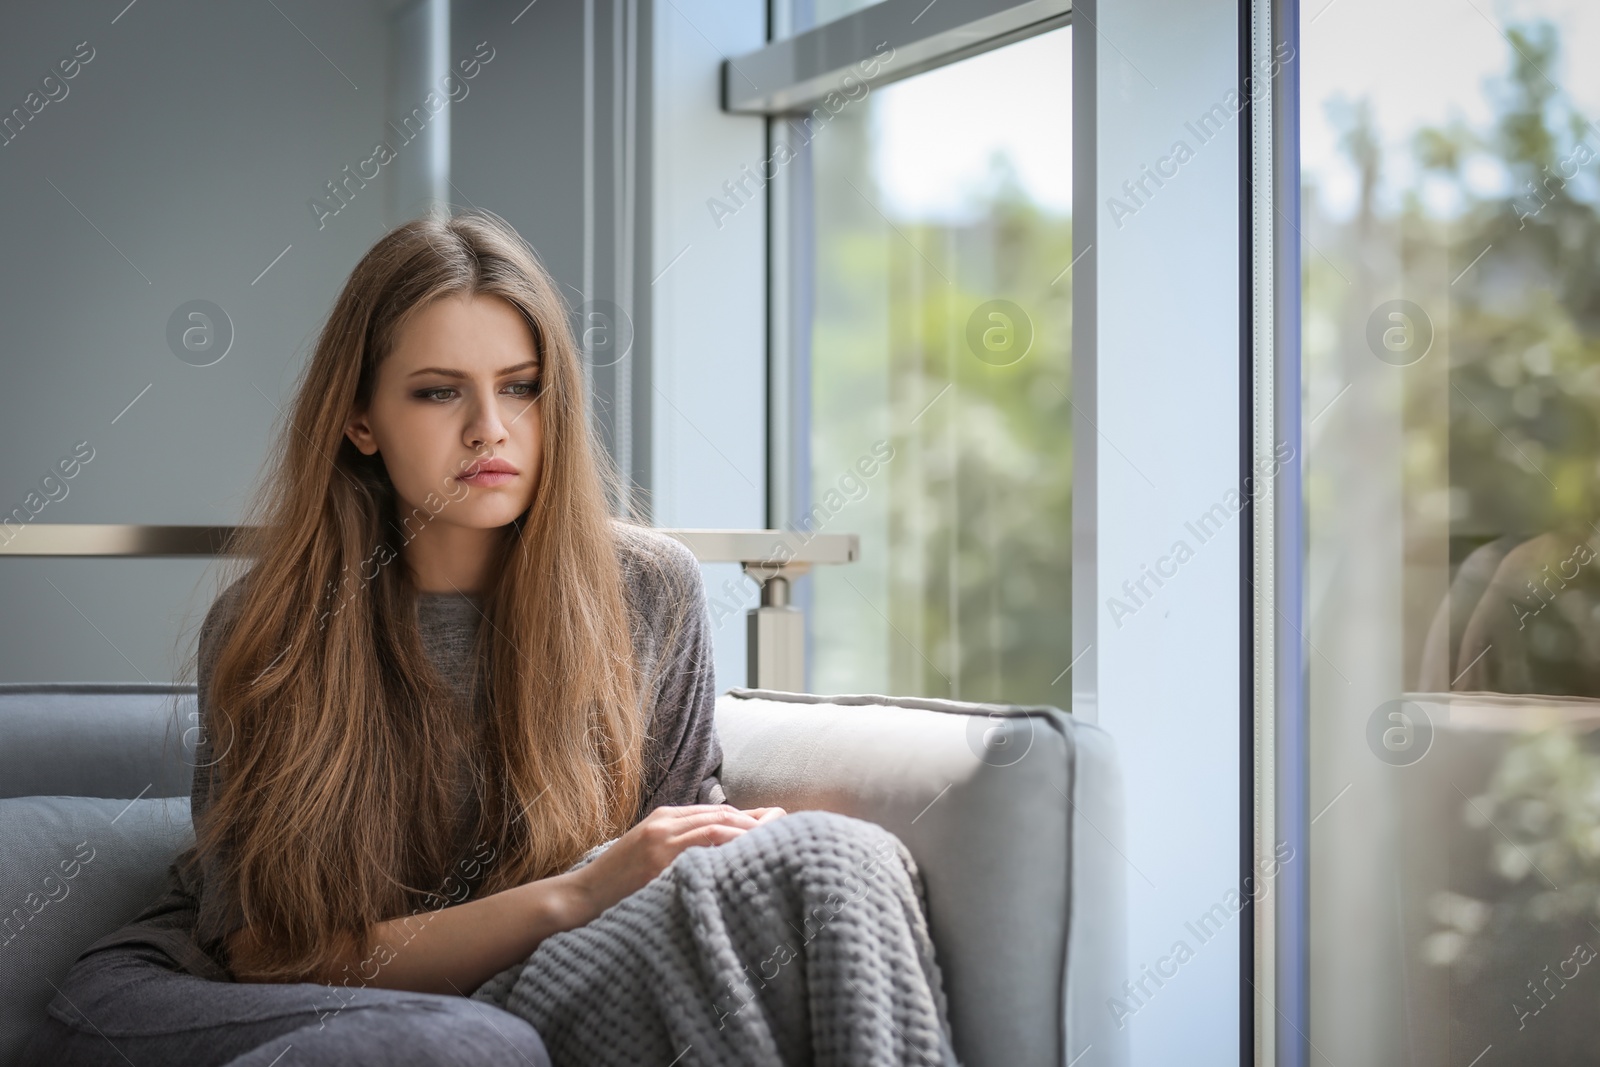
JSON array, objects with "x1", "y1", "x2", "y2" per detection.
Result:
[{"x1": 0, "y1": 681, "x2": 1125, "y2": 1067}]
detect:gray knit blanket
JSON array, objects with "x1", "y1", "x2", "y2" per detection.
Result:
[{"x1": 470, "y1": 809, "x2": 962, "y2": 1066}]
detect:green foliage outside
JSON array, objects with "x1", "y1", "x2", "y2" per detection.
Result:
[
  {"x1": 1312, "y1": 19, "x2": 1600, "y2": 1061},
  {"x1": 806, "y1": 103, "x2": 1074, "y2": 706}
]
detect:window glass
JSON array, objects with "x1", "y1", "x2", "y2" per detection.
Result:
[
  {"x1": 788, "y1": 27, "x2": 1071, "y2": 701},
  {"x1": 789, "y1": 0, "x2": 886, "y2": 33},
  {"x1": 1303, "y1": 2, "x2": 1600, "y2": 1059}
]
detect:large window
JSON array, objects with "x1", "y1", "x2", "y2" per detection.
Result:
[
  {"x1": 1302, "y1": 2, "x2": 1600, "y2": 1060},
  {"x1": 783, "y1": 25, "x2": 1072, "y2": 703}
]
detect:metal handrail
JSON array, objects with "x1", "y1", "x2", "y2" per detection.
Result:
[{"x1": 0, "y1": 525, "x2": 857, "y2": 691}]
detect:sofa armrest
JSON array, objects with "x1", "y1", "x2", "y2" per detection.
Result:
[{"x1": 714, "y1": 687, "x2": 1127, "y2": 1067}]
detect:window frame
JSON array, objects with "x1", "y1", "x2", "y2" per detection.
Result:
[{"x1": 727, "y1": 0, "x2": 1305, "y2": 1062}]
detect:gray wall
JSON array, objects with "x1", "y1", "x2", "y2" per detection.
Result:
[
  {"x1": 0, "y1": 0, "x2": 419, "y2": 682},
  {"x1": 0, "y1": 0, "x2": 769, "y2": 689}
]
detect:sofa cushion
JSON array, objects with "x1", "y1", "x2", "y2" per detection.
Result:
[
  {"x1": 0, "y1": 795, "x2": 193, "y2": 1065},
  {"x1": 714, "y1": 687, "x2": 1126, "y2": 1067},
  {"x1": 0, "y1": 684, "x2": 197, "y2": 800},
  {"x1": 0, "y1": 681, "x2": 1127, "y2": 1067}
]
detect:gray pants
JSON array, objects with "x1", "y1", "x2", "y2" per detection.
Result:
[{"x1": 20, "y1": 942, "x2": 551, "y2": 1067}]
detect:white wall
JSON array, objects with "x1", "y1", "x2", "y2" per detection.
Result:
[
  {"x1": 1074, "y1": 0, "x2": 1246, "y2": 1061},
  {"x1": 649, "y1": 0, "x2": 768, "y2": 690}
]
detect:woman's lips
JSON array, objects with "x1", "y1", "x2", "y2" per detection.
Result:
[
  {"x1": 459, "y1": 470, "x2": 516, "y2": 487},
  {"x1": 458, "y1": 457, "x2": 518, "y2": 486}
]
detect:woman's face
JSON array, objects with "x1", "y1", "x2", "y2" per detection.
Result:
[{"x1": 343, "y1": 292, "x2": 544, "y2": 533}]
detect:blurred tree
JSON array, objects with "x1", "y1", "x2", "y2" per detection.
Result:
[{"x1": 1325, "y1": 18, "x2": 1600, "y2": 1063}]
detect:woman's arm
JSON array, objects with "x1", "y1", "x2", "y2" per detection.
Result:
[
  {"x1": 228, "y1": 805, "x2": 782, "y2": 995},
  {"x1": 220, "y1": 538, "x2": 742, "y2": 994},
  {"x1": 228, "y1": 868, "x2": 590, "y2": 996},
  {"x1": 635, "y1": 537, "x2": 729, "y2": 814}
]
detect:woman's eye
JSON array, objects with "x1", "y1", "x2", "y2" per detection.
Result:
[{"x1": 414, "y1": 381, "x2": 539, "y2": 402}]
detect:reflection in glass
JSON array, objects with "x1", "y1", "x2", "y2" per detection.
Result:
[
  {"x1": 1304, "y1": 3, "x2": 1600, "y2": 1061},
  {"x1": 788, "y1": 28, "x2": 1071, "y2": 702}
]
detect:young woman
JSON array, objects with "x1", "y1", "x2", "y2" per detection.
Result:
[{"x1": 23, "y1": 210, "x2": 957, "y2": 1066}]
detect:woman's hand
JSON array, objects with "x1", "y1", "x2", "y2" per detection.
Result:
[{"x1": 561, "y1": 803, "x2": 786, "y2": 927}]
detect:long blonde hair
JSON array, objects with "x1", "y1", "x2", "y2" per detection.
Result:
[{"x1": 183, "y1": 210, "x2": 660, "y2": 983}]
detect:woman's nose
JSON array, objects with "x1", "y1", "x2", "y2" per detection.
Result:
[{"x1": 467, "y1": 399, "x2": 509, "y2": 446}]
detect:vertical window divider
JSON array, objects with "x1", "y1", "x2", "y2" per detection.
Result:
[
  {"x1": 1269, "y1": 0, "x2": 1306, "y2": 1063},
  {"x1": 1249, "y1": 0, "x2": 1278, "y2": 1062}
]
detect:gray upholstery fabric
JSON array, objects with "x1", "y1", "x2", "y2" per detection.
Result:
[
  {"x1": 471, "y1": 808, "x2": 960, "y2": 1065},
  {"x1": 0, "y1": 681, "x2": 1125, "y2": 1067},
  {"x1": 0, "y1": 684, "x2": 196, "y2": 801},
  {"x1": 718, "y1": 687, "x2": 1128, "y2": 1067},
  {"x1": 1, "y1": 795, "x2": 194, "y2": 1065}
]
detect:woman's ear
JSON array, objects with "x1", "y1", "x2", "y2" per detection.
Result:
[{"x1": 344, "y1": 409, "x2": 379, "y2": 456}]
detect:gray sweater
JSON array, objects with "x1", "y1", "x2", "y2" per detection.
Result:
[{"x1": 74, "y1": 524, "x2": 726, "y2": 983}]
